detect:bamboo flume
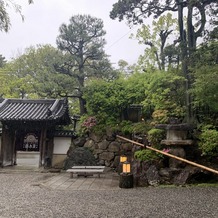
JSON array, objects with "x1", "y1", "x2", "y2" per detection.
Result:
[{"x1": 117, "y1": 135, "x2": 218, "y2": 175}]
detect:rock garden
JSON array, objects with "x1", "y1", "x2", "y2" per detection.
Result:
[{"x1": 63, "y1": 118, "x2": 218, "y2": 187}]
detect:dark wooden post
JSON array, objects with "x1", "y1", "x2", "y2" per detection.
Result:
[
  {"x1": 0, "y1": 128, "x2": 4, "y2": 167},
  {"x1": 39, "y1": 127, "x2": 47, "y2": 167},
  {"x1": 45, "y1": 137, "x2": 54, "y2": 168},
  {"x1": 12, "y1": 130, "x2": 17, "y2": 165},
  {"x1": 0, "y1": 125, "x2": 14, "y2": 167},
  {"x1": 119, "y1": 173, "x2": 134, "y2": 188}
]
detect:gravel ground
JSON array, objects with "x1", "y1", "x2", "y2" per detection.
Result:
[{"x1": 0, "y1": 172, "x2": 218, "y2": 218}]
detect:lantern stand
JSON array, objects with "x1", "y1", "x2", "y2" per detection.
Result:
[
  {"x1": 118, "y1": 155, "x2": 127, "y2": 174},
  {"x1": 119, "y1": 161, "x2": 133, "y2": 189}
]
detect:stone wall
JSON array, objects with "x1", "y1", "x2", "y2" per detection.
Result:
[
  {"x1": 70, "y1": 131, "x2": 133, "y2": 170},
  {"x1": 66, "y1": 131, "x2": 218, "y2": 186}
]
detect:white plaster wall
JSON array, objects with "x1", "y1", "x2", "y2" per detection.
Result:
[{"x1": 53, "y1": 137, "x2": 71, "y2": 154}]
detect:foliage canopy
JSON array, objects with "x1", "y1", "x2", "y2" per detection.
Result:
[
  {"x1": 0, "y1": 0, "x2": 33, "y2": 32},
  {"x1": 56, "y1": 14, "x2": 116, "y2": 115}
]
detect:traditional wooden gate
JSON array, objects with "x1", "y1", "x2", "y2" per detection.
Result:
[{"x1": 0, "y1": 98, "x2": 72, "y2": 168}]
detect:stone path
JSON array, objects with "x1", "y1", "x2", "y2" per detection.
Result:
[
  {"x1": 42, "y1": 172, "x2": 120, "y2": 190},
  {"x1": 0, "y1": 165, "x2": 120, "y2": 190}
]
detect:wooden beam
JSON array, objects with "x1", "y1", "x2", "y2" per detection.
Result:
[{"x1": 117, "y1": 135, "x2": 218, "y2": 175}]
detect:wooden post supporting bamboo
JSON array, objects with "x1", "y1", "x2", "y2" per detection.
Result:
[{"x1": 117, "y1": 135, "x2": 218, "y2": 175}]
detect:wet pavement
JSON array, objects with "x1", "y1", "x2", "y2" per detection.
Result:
[
  {"x1": 0, "y1": 166, "x2": 120, "y2": 191},
  {"x1": 0, "y1": 167, "x2": 218, "y2": 217},
  {"x1": 41, "y1": 172, "x2": 120, "y2": 190}
]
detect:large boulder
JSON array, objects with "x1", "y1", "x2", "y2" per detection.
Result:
[
  {"x1": 132, "y1": 160, "x2": 162, "y2": 186},
  {"x1": 98, "y1": 140, "x2": 110, "y2": 150},
  {"x1": 99, "y1": 151, "x2": 114, "y2": 161},
  {"x1": 64, "y1": 147, "x2": 97, "y2": 170},
  {"x1": 108, "y1": 141, "x2": 120, "y2": 153},
  {"x1": 111, "y1": 155, "x2": 120, "y2": 169},
  {"x1": 132, "y1": 160, "x2": 146, "y2": 187},
  {"x1": 146, "y1": 165, "x2": 160, "y2": 186},
  {"x1": 84, "y1": 139, "x2": 95, "y2": 150},
  {"x1": 173, "y1": 166, "x2": 218, "y2": 185},
  {"x1": 72, "y1": 137, "x2": 86, "y2": 147},
  {"x1": 89, "y1": 132, "x2": 104, "y2": 142}
]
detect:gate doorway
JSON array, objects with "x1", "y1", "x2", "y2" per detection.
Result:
[
  {"x1": 16, "y1": 151, "x2": 40, "y2": 167},
  {"x1": 15, "y1": 131, "x2": 40, "y2": 167}
]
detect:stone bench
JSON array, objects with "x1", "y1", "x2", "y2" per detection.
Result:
[{"x1": 66, "y1": 166, "x2": 105, "y2": 178}]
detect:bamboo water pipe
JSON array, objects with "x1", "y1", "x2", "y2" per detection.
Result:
[{"x1": 117, "y1": 135, "x2": 218, "y2": 175}]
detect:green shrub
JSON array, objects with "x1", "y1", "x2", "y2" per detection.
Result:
[
  {"x1": 116, "y1": 120, "x2": 134, "y2": 135},
  {"x1": 147, "y1": 128, "x2": 165, "y2": 146},
  {"x1": 132, "y1": 122, "x2": 151, "y2": 135},
  {"x1": 199, "y1": 125, "x2": 218, "y2": 156},
  {"x1": 134, "y1": 149, "x2": 163, "y2": 161},
  {"x1": 151, "y1": 109, "x2": 169, "y2": 125}
]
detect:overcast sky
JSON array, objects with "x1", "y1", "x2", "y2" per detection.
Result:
[{"x1": 0, "y1": 0, "x2": 146, "y2": 66}]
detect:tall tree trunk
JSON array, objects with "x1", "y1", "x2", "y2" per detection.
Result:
[
  {"x1": 79, "y1": 97, "x2": 87, "y2": 115},
  {"x1": 185, "y1": 2, "x2": 206, "y2": 122},
  {"x1": 77, "y1": 63, "x2": 87, "y2": 115},
  {"x1": 178, "y1": 0, "x2": 191, "y2": 123}
]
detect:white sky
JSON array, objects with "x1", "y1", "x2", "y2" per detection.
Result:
[{"x1": 0, "y1": 0, "x2": 146, "y2": 66}]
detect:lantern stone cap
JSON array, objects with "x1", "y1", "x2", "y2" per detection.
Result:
[
  {"x1": 161, "y1": 139, "x2": 194, "y2": 146},
  {"x1": 155, "y1": 123, "x2": 193, "y2": 131}
]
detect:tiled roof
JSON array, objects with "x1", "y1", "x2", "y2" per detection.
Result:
[{"x1": 0, "y1": 98, "x2": 71, "y2": 124}]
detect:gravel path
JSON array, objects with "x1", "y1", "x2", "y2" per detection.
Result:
[{"x1": 0, "y1": 172, "x2": 217, "y2": 218}]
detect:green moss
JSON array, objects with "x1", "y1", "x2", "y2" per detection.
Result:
[
  {"x1": 148, "y1": 128, "x2": 165, "y2": 146},
  {"x1": 134, "y1": 149, "x2": 163, "y2": 161}
]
